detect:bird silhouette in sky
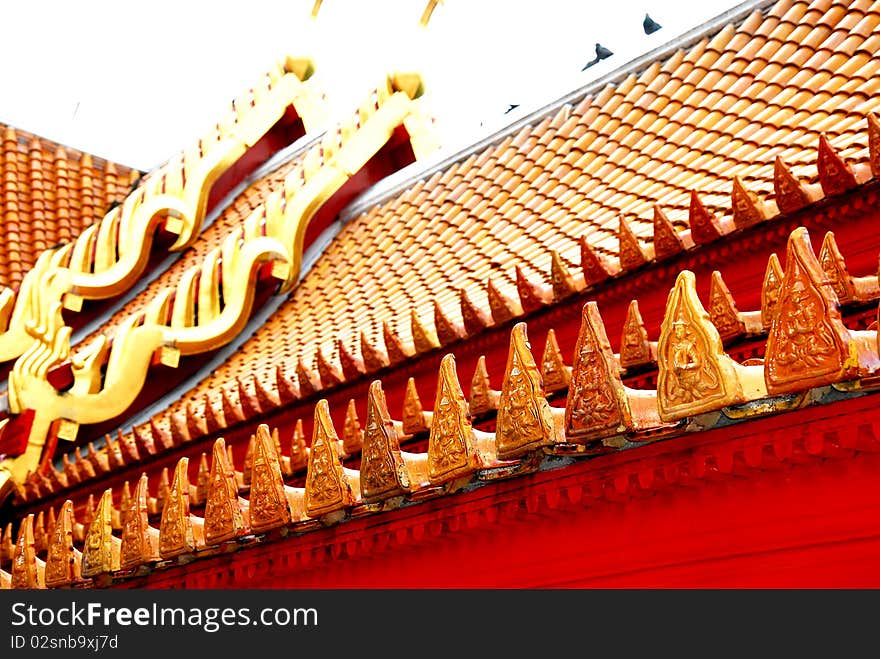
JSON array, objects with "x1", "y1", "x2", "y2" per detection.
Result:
[
  {"x1": 643, "y1": 14, "x2": 662, "y2": 34},
  {"x1": 582, "y1": 43, "x2": 614, "y2": 70},
  {"x1": 504, "y1": 104, "x2": 520, "y2": 114}
]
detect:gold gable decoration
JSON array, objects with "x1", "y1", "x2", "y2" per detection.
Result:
[{"x1": 0, "y1": 69, "x2": 437, "y2": 504}]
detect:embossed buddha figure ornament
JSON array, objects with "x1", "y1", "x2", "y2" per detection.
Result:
[
  {"x1": 668, "y1": 317, "x2": 718, "y2": 404},
  {"x1": 433, "y1": 394, "x2": 464, "y2": 470},
  {"x1": 568, "y1": 335, "x2": 615, "y2": 427},
  {"x1": 310, "y1": 445, "x2": 338, "y2": 506},
  {"x1": 774, "y1": 281, "x2": 834, "y2": 367}
]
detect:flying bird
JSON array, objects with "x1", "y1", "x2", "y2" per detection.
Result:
[
  {"x1": 582, "y1": 43, "x2": 614, "y2": 70},
  {"x1": 643, "y1": 14, "x2": 662, "y2": 34}
]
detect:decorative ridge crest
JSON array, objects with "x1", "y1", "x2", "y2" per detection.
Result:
[
  {"x1": 565, "y1": 302, "x2": 632, "y2": 442},
  {"x1": 657, "y1": 270, "x2": 766, "y2": 421},
  {"x1": 81, "y1": 489, "x2": 120, "y2": 579},
  {"x1": 360, "y1": 380, "x2": 412, "y2": 504},
  {"x1": 45, "y1": 500, "x2": 81, "y2": 588},
  {"x1": 765, "y1": 227, "x2": 857, "y2": 394},
  {"x1": 249, "y1": 424, "x2": 292, "y2": 532},
  {"x1": 304, "y1": 400, "x2": 353, "y2": 518},
  {"x1": 495, "y1": 323, "x2": 561, "y2": 459},
  {"x1": 428, "y1": 354, "x2": 482, "y2": 485},
  {"x1": 203, "y1": 438, "x2": 250, "y2": 545}
]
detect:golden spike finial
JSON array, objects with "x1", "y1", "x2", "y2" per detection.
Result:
[
  {"x1": 486, "y1": 276, "x2": 523, "y2": 325},
  {"x1": 253, "y1": 373, "x2": 280, "y2": 412},
  {"x1": 220, "y1": 388, "x2": 244, "y2": 426},
  {"x1": 765, "y1": 227, "x2": 855, "y2": 394},
  {"x1": 81, "y1": 489, "x2": 120, "y2": 578},
  {"x1": 550, "y1": 250, "x2": 579, "y2": 300},
  {"x1": 342, "y1": 399, "x2": 364, "y2": 457},
  {"x1": 236, "y1": 377, "x2": 260, "y2": 419},
  {"x1": 565, "y1": 302, "x2": 631, "y2": 442},
  {"x1": 619, "y1": 300, "x2": 655, "y2": 370},
  {"x1": 761, "y1": 253, "x2": 784, "y2": 330},
  {"x1": 33, "y1": 511, "x2": 47, "y2": 554},
  {"x1": 337, "y1": 339, "x2": 366, "y2": 379},
  {"x1": 515, "y1": 265, "x2": 552, "y2": 313},
  {"x1": 11, "y1": 515, "x2": 45, "y2": 589},
  {"x1": 119, "y1": 480, "x2": 133, "y2": 529},
  {"x1": 731, "y1": 177, "x2": 769, "y2": 229},
  {"x1": 243, "y1": 434, "x2": 256, "y2": 487},
  {"x1": 688, "y1": 190, "x2": 723, "y2": 245},
  {"x1": 304, "y1": 400, "x2": 353, "y2": 518},
  {"x1": 132, "y1": 423, "x2": 157, "y2": 457},
  {"x1": 459, "y1": 288, "x2": 491, "y2": 335},
  {"x1": 120, "y1": 473, "x2": 160, "y2": 570},
  {"x1": 118, "y1": 429, "x2": 140, "y2": 463},
  {"x1": 185, "y1": 400, "x2": 206, "y2": 440},
  {"x1": 276, "y1": 364, "x2": 299, "y2": 404},
  {"x1": 540, "y1": 328, "x2": 571, "y2": 394},
  {"x1": 45, "y1": 500, "x2": 82, "y2": 588},
  {"x1": 618, "y1": 215, "x2": 649, "y2": 270},
  {"x1": 46, "y1": 506, "x2": 58, "y2": 541},
  {"x1": 361, "y1": 330, "x2": 390, "y2": 371},
  {"x1": 580, "y1": 236, "x2": 616, "y2": 286},
  {"x1": 773, "y1": 156, "x2": 813, "y2": 214},
  {"x1": 469, "y1": 355, "x2": 500, "y2": 416},
  {"x1": 817, "y1": 133, "x2": 857, "y2": 197},
  {"x1": 433, "y1": 299, "x2": 465, "y2": 345},
  {"x1": 411, "y1": 308, "x2": 441, "y2": 353},
  {"x1": 204, "y1": 438, "x2": 250, "y2": 545},
  {"x1": 383, "y1": 320, "x2": 413, "y2": 365},
  {"x1": 289, "y1": 419, "x2": 309, "y2": 473},
  {"x1": 402, "y1": 377, "x2": 431, "y2": 434},
  {"x1": 316, "y1": 346, "x2": 343, "y2": 389},
  {"x1": 193, "y1": 452, "x2": 210, "y2": 506},
  {"x1": 428, "y1": 354, "x2": 480, "y2": 485},
  {"x1": 271, "y1": 426, "x2": 284, "y2": 463},
  {"x1": 203, "y1": 394, "x2": 225, "y2": 434},
  {"x1": 156, "y1": 467, "x2": 171, "y2": 515},
  {"x1": 150, "y1": 416, "x2": 174, "y2": 451},
  {"x1": 708, "y1": 271, "x2": 746, "y2": 342},
  {"x1": 81, "y1": 493, "x2": 97, "y2": 533},
  {"x1": 818, "y1": 231, "x2": 855, "y2": 304},
  {"x1": 652, "y1": 205, "x2": 686, "y2": 259},
  {"x1": 360, "y1": 381, "x2": 411, "y2": 504},
  {"x1": 159, "y1": 457, "x2": 198, "y2": 559},
  {"x1": 495, "y1": 323, "x2": 560, "y2": 459},
  {"x1": 249, "y1": 424, "x2": 292, "y2": 533},
  {"x1": 1, "y1": 522, "x2": 14, "y2": 566}
]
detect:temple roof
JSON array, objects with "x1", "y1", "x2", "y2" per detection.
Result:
[
  {"x1": 6, "y1": 0, "x2": 880, "y2": 588},
  {"x1": 125, "y1": 0, "x2": 880, "y2": 433}
]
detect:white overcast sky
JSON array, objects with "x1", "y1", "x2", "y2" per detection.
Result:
[{"x1": 0, "y1": 0, "x2": 743, "y2": 170}]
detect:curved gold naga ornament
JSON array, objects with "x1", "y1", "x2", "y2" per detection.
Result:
[
  {"x1": 0, "y1": 71, "x2": 435, "y2": 503},
  {"x1": 0, "y1": 57, "x2": 324, "y2": 366}
]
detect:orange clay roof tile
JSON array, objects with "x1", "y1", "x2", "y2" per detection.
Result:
[{"x1": 0, "y1": 124, "x2": 140, "y2": 289}]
